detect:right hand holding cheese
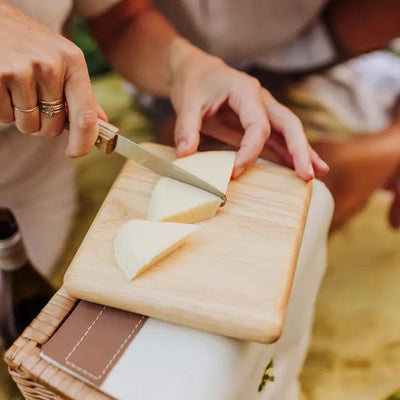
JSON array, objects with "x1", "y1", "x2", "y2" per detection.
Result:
[{"x1": 169, "y1": 39, "x2": 329, "y2": 181}]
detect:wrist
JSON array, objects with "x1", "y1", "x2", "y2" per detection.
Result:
[
  {"x1": 167, "y1": 37, "x2": 225, "y2": 97},
  {"x1": 167, "y1": 38, "x2": 196, "y2": 92}
]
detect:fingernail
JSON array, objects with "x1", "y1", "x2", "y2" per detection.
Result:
[
  {"x1": 308, "y1": 163, "x2": 315, "y2": 179},
  {"x1": 96, "y1": 104, "x2": 108, "y2": 122},
  {"x1": 234, "y1": 164, "x2": 245, "y2": 178},
  {"x1": 65, "y1": 146, "x2": 79, "y2": 158},
  {"x1": 176, "y1": 139, "x2": 188, "y2": 155},
  {"x1": 318, "y1": 158, "x2": 329, "y2": 170},
  {"x1": 234, "y1": 150, "x2": 246, "y2": 168}
]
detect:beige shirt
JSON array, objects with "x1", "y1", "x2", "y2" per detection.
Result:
[
  {"x1": 5, "y1": 0, "x2": 121, "y2": 33},
  {"x1": 153, "y1": 0, "x2": 335, "y2": 71}
]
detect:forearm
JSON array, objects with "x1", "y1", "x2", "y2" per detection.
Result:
[
  {"x1": 326, "y1": 0, "x2": 400, "y2": 55},
  {"x1": 89, "y1": 0, "x2": 327, "y2": 180},
  {"x1": 89, "y1": 0, "x2": 182, "y2": 97}
]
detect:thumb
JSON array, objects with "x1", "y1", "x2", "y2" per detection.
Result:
[
  {"x1": 174, "y1": 104, "x2": 202, "y2": 157},
  {"x1": 96, "y1": 103, "x2": 108, "y2": 122}
]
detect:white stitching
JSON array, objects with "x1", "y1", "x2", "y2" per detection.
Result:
[{"x1": 65, "y1": 306, "x2": 145, "y2": 381}]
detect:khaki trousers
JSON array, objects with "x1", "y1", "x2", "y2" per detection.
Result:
[{"x1": 0, "y1": 126, "x2": 77, "y2": 277}]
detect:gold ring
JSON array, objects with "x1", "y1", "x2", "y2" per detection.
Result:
[
  {"x1": 38, "y1": 98, "x2": 66, "y2": 106},
  {"x1": 38, "y1": 99, "x2": 66, "y2": 118},
  {"x1": 13, "y1": 105, "x2": 39, "y2": 113},
  {"x1": 39, "y1": 104, "x2": 65, "y2": 119}
]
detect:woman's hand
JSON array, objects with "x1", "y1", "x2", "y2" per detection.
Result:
[
  {"x1": 0, "y1": 2, "x2": 99, "y2": 156},
  {"x1": 200, "y1": 104, "x2": 330, "y2": 177},
  {"x1": 168, "y1": 38, "x2": 329, "y2": 180}
]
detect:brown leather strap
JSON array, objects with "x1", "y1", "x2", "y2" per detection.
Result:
[{"x1": 42, "y1": 301, "x2": 148, "y2": 386}]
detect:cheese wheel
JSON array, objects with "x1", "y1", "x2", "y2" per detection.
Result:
[
  {"x1": 147, "y1": 151, "x2": 235, "y2": 223},
  {"x1": 114, "y1": 219, "x2": 198, "y2": 280}
]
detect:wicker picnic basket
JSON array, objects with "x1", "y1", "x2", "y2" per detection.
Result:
[{"x1": 4, "y1": 287, "x2": 113, "y2": 400}]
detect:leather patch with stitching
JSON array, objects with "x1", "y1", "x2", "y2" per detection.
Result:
[{"x1": 42, "y1": 301, "x2": 147, "y2": 386}]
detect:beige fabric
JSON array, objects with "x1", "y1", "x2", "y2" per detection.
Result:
[
  {"x1": 0, "y1": 128, "x2": 77, "y2": 277},
  {"x1": 4, "y1": 0, "x2": 121, "y2": 31},
  {"x1": 287, "y1": 85, "x2": 359, "y2": 141},
  {"x1": 4, "y1": 0, "x2": 72, "y2": 33},
  {"x1": 153, "y1": 0, "x2": 335, "y2": 70},
  {"x1": 288, "y1": 51, "x2": 400, "y2": 141}
]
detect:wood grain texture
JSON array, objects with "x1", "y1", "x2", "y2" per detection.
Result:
[{"x1": 64, "y1": 143, "x2": 312, "y2": 343}]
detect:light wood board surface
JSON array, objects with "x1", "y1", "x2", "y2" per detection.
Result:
[{"x1": 64, "y1": 143, "x2": 312, "y2": 343}]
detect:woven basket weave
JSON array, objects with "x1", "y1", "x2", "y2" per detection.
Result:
[{"x1": 4, "y1": 287, "x2": 112, "y2": 400}]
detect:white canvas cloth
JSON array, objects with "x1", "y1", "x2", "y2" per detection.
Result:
[{"x1": 91, "y1": 179, "x2": 333, "y2": 400}]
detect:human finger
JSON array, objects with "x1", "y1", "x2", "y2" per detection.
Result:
[
  {"x1": 36, "y1": 58, "x2": 66, "y2": 138},
  {"x1": 8, "y1": 66, "x2": 40, "y2": 133},
  {"x1": 263, "y1": 132, "x2": 295, "y2": 167},
  {"x1": 203, "y1": 109, "x2": 296, "y2": 168},
  {"x1": 228, "y1": 78, "x2": 270, "y2": 177},
  {"x1": 201, "y1": 112, "x2": 243, "y2": 147},
  {"x1": 96, "y1": 103, "x2": 108, "y2": 122},
  {"x1": 64, "y1": 50, "x2": 98, "y2": 157},
  {"x1": 0, "y1": 80, "x2": 14, "y2": 123},
  {"x1": 309, "y1": 145, "x2": 330, "y2": 175},
  {"x1": 174, "y1": 102, "x2": 202, "y2": 157},
  {"x1": 262, "y1": 90, "x2": 314, "y2": 181}
]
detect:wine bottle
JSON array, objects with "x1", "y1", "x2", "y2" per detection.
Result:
[{"x1": 0, "y1": 208, "x2": 55, "y2": 348}]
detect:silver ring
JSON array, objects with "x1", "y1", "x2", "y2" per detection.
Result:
[{"x1": 13, "y1": 105, "x2": 39, "y2": 113}]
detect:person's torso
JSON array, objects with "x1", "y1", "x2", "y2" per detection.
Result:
[
  {"x1": 4, "y1": 0, "x2": 72, "y2": 33},
  {"x1": 153, "y1": 0, "x2": 334, "y2": 71}
]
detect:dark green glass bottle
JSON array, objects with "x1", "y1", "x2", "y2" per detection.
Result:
[{"x1": 0, "y1": 208, "x2": 55, "y2": 348}]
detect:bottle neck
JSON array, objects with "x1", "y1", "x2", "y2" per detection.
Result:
[{"x1": 0, "y1": 232, "x2": 27, "y2": 272}]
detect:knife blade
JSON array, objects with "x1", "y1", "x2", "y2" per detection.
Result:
[{"x1": 95, "y1": 119, "x2": 227, "y2": 205}]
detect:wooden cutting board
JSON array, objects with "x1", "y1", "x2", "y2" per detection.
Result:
[{"x1": 64, "y1": 143, "x2": 312, "y2": 343}]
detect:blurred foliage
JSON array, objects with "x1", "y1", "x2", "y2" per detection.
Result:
[
  {"x1": 387, "y1": 392, "x2": 400, "y2": 400},
  {"x1": 72, "y1": 17, "x2": 111, "y2": 77}
]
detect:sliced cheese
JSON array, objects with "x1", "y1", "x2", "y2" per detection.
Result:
[
  {"x1": 114, "y1": 219, "x2": 198, "y2": 280},
  {"x1": 148, "y1": 151, "x2": 235, "y2": 223}
]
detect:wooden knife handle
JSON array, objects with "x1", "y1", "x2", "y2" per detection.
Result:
[{"x1": 95, "y1": 119, "x2": 120, "y2": 154}]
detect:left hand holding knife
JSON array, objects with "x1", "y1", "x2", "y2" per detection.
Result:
[{"x1": 1, "y1": 2, "x2": 328, "y2": 182}]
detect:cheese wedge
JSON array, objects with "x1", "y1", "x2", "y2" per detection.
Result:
[
  {"x1": 147, "y1": 151, "x2": 235, "y2": 223},
  {"x1": 114, "y1": 219, "x2": 198, "y2": 280}
]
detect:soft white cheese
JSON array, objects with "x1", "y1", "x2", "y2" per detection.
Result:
[
  {"x1": 114, "y1": 219, "x2": 198, "y2": 280},
  {"x1": 147, "y1": 151, "x2": 235, "y2": 223}
]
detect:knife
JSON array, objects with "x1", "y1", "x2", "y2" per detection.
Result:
[{"x1": 95, "y1": 119, "x2": 227, "y2": 206}]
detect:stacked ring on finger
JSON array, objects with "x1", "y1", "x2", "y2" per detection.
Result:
[
  {"x1": 13, "y1": 105, "x2": 39, "y2": 113},
  {"x1": 38, "y1": 98, "x2": 66, "y2": 119}
]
